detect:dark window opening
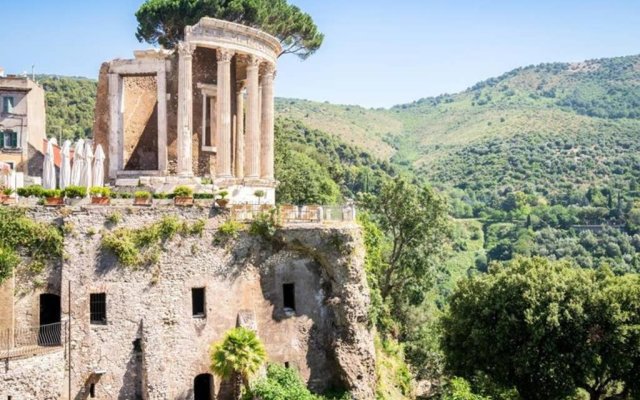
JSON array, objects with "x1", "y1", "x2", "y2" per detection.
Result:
[
  {"x1": 90, "y1": 293, "x2": 107, "y2": 325},
  {"x1": 89, "y1": 383, "x2": 95, "y2": 398},
  {"x1": 192, "y1": 288, "x2": 206, "y2": 318},
  {"x1": 284, "y1": 361, "x2": 290, "y2": 369},
  {"x1": 194, "y1": 373, "x2": 214, "y2": 400},
  {"x1": 283, "y1": 283, "x2": 295, "y2": 311},
  {"x1": 133, "y1": 338, "x2": 142, "y2": 353},
  {"x1": 39, "y1": 293, "x2": 61, "y2": 346}
]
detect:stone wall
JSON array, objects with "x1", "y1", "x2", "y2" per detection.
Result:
[
  {"x1": 0, "y1": 205, "x2": 376, "y2": 399},
  {"x1": 122, "y1": 75, "x2": 159, "y2": 171},
  {"x1": 0, "y1": 349, "x2": 66, "y2": 399}
]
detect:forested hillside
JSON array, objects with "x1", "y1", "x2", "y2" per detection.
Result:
[{"x1": 36, "y1": 74, "x2": 97, "y2": 141}]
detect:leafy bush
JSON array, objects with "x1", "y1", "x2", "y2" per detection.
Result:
[
  {"x1": 173, "y1": 185, "x2": 193, "y2": 197},
  {"x1": 134, "y1": 190, "x2": 151, "y2": 199},
  {"x1": 2, "y1": 187, "x2": 13, "y2": 196},
  {"x1": 217, "y1": 220, "x2": 242, "y2": 241},
  {"x1": 43, "y1": 189, "x2": 63, "y2": 198},
  {"x1": 90, "y1": 186, "x2": 111, "y2": 197},
  {"x1": 0, "y1": 208, "x2": 63, "y2": 282},
  {"x1": 193, "y1": 193, "x2": 215, "y2": 199},
  {"x1": 249, "y1": 211, "x2": 277, "y2": 239},
  {"x1": 17, "y1": 185, "x2": 45, "y2": 198},
  {"x1": 152, "y1": 192, "x2": 169, "y2": 199},
  {"x1": 0, "y1": 247, "x2": 20, "y2": 283},
  {"x1": 118, "y1": 192, "x2": 133, "y2": 199},
  {"x1": 217, "y1": 190, "x2": 229, "y2": 199},
  {"x1": 101, "y1": 216, "x2": 204, "y2": 267},
  {"x1": 247, "y1": 364, "x2": 330, "y2": 400},
  {"x1": 106, "y1": 211, "x2": 122, "y2": 225},
  {"x1": 64, "y1": 185, "x2": 86, "y2": 198}
]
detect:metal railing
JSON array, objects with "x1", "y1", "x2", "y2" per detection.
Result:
[
  {"x1": 0, "y1": 322, "x2": 64, "y2": 360},
  {"x1": 231, "y1": 204, "x2": 356, "y2": 224}
]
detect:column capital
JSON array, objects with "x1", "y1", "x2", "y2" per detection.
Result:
[
  {"x1": 246, "y1": 55, "x2": 262, "y2": 69},
  {"x1": 262, "y1": 62, "x2": 276, "y2": 77},
  {"x1": 216, "y1": 48, "x2": 234, "y2": 63},
  {"x1": 177, "y1": 42, "x2": 196, "y2": 57}
]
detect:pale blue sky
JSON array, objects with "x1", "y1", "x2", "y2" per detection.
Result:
[{"x1": 1, "y1": 1, "x2": 639, "y2": 107}]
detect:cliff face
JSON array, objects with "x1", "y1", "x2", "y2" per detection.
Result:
[{"x1": 0, "y1": 205, "x2": 376, "y2": 400}]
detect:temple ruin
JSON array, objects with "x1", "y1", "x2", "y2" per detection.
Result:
[{"x1": 94, "y1": 18, "x2": 281, "y2": 204}]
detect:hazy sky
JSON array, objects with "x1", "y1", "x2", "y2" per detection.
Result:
[{"x1": 1, "y1": 0, "x2": 639, "y2": 107}]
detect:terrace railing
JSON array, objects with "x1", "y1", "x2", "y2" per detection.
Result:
[
  {"x1": 0, "y1": 322, "x2": 65, "y2": 360},
  {"x1": 231, "y1": 204, "x2": 356, "y2": 224}
]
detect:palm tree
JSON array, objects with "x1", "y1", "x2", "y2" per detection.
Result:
[{"x1": 210, "y1": 327, "x2": 267, "y2": 399}]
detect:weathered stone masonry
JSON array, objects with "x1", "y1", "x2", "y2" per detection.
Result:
[{"x1": 0, "y1": 206, "x2": 376, "y2": 399}]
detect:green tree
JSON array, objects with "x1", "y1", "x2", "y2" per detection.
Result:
[
  {"x1": 362, "y1": 177, "x2": 450, "y2": 309},
  {"x1": 135, "y1": 0, "x2": 324, "y2": 58},
  {"x1": 210, "y1": 327, "x2": 267, "y2": 399},
  {"x1": 275, "y1": 136, "x2": 341, "y2": 205},
  {"x1": 441, "y1": 257, "x2": 640, "y2": 400}
]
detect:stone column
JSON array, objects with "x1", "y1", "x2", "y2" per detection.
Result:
[
  {"x1": 245, "y1": 56, "x2": 261, "y2": 178},
  {"x1": 235, "y1": 83, "x2": 245, "y2": 179},
  {"x1": 260, "y1": 64, "x2": 275, "y2": 180},
  {"x1": 177, "y1": 42, "x2": 195, "y2": 176},
  {"x1": 216, "y1": 49, "x2": 233, "y2": 178},
  {"x1": 107, "y1": 73, "x2": 122, "y2": 178}
]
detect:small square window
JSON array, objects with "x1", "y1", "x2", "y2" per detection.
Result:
[
  {"x1": 192, "y1": 288, "x2": 206, "y2": 318},
  {"x1": 283, "y1": 283, "x2": 295, "y2": 311},
  {"x1": 90, "y1": 293, "x2": 107, "y2": 325}
]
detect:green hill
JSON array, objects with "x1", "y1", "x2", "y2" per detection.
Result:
[{"x1": 276, "y1": 54, "x2": 640, "y2": 197}]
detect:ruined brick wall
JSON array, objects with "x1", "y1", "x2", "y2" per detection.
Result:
[{"x1": 0, "y1": 206, "x2": 376, "y2": 400}]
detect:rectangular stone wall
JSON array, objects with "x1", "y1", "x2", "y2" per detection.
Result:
[
  {"x1": 122, "y1": 75, "x2": 159, "y2": 171},
  {"x1": 60, "y1": 207, "x2": 341, "y2": 399}
]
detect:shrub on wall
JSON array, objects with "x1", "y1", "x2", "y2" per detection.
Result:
[
  {"x1": 0, "y1": 208, "x2": 63, "y2": 283},
  {"x1": 101, "y1": 215, "x2": 205, "y2": 268}
]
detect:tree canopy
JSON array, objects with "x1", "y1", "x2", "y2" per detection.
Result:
[
  {"x1": 441, "y1": 257, "x2": 640, "y2": 400},
  {"x1": 135, "y1": 0, "x2": 324, "y2": 59}
]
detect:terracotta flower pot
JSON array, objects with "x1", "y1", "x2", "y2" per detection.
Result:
[
  {"x1": 91, "y1": 196, "x2": 111, "y2": 205},
  {"x1": 134, "y1": 197, "x2": 152, "y2": 206},
  {"x1": 45, "y1": 197, "x2": 64, "y2": 206},
  {"x1": 216, "y1": 198, "x2": 230, "y2": 208},
  {"x1": 174, "y1": 196, "x2": 194, "y2": 206}
]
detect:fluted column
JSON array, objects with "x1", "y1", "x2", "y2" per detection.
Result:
[
  {"x1": 235, "y1": 83, "x2": 245, "y2": 179},
  {"x1": 245, "y1": 56, "x2": 261, "y2": 178},
  {"x1": 216, "y1": 49, "x2": 233, "y2": 178},
  {"x1": 260, "y1": 64, "x2": 275, "y2": 180},
  {"x1": 177, "y1": 42, "x2": 195, "y2": 176}
]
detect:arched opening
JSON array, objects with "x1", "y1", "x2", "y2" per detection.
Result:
[
  {"x1": 194, "y1": 373, "x2": 214, "y2": 400},
  {"x1": 39, "y1": 293, "x2": 61, "y2": 346}
]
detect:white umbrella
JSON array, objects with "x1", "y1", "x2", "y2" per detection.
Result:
[
  {"x1": 81, "y1": 141, "x2": 93, "y2": 191},
  {"x1": 70, "y1": 139, "x2": 85, "y2": 186},
  {"x1": 42, "y1": 140, "x2": 56, "y2": 190},
  {"x1": 59, "y1": 140, "x2": 72, "y2": 190},
  {"x1": 93, "y1": 144, "x2": 105, "y2": 187}
]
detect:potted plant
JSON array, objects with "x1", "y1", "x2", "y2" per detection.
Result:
[
  {"x1": 0, "y1": 187, "x2": 14, "y2": 205},
  {"x1": 254, "y1": 190, "x2": 266, "y2": 205},
  {"x1": 216, "y1": 190, "x2": 230, "y2": 208},
  {"x1": 90, "y1": 187, "x2": 111, "y2": 205},
  {"x1": 64, "y1": 185, "x2": 87, "y2": 205},
  {"x1": 134, "y1": 190, "x2": 152, "y2": 206},
  {"x1": 17, "y1": 185, "x2": 44, "y2": 199},
  {"x1": 173, "y1": 185, "x2": 194, "y2": 206},
  {"x1": 43, "y1": 189, "x2": 64, "y2": 206}
]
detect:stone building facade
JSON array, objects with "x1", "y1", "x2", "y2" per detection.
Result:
[
  {"x1": 0, "y1": 75, "x2": 46, "y2": 175},
  {"x1": 0, "y1": 206, "x2": 376, "y2": 399},
  {"x1": 94, "y1": 18, "x2": 281, "y2": 204}
]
